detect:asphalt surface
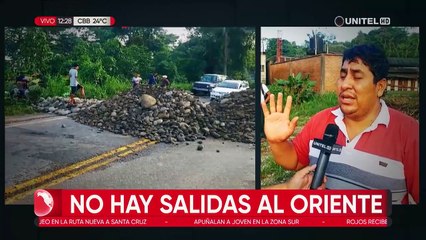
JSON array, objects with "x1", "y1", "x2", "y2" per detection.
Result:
[
  {"x1": 5, "y1": 112, "x2": 255, "y2": 204},
  {"x1": 52, "y1": 139, "x2": 255, "y2": 190},
  {"x1": 5, "y1": 114, "x2": 138, "y2": 187}
]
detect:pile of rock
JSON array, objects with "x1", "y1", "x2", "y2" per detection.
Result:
[
  {"x1": 35, "y1": 96, "x2": 103, "y2": 115},
  {"x1": 36, "y1": 87, "x2": 255, "y2": 143},
  {"x1": 207, "y1": 89, "x2": 255, "y2": 143},
  {"x1": 72, "y1": 87, "x2": 212, "y2": 143}
]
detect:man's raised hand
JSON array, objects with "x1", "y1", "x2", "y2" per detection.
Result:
[{"x1": 261, "y1": 93, "x2": 299, "y2": 143}]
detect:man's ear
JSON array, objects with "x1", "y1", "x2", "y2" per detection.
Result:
[{"x1": 376, "y1": 78, "x2": 387, "y2": 97}]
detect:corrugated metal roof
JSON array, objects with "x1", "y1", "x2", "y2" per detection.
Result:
[
  {"x1": 388, "y1": 58, "x2": 419, "y2": 67},
  {"x1": 389, "y1": 67, "x2": 419, "y2": 73},
  {"x1": 387, "y1": 73, "x2": 419, "y2": 79}
]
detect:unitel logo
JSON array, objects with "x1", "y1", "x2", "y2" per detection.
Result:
[
  {"x1": 34, "y1": 189, "x2": 54, "y2": 217},
  {"x1": 334, "y1": 16, "x2": 391, "y2": 26}
]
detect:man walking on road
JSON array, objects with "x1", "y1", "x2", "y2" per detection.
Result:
[{"x1": 69, "y1": 63, "x2": 85, "y2": 105}]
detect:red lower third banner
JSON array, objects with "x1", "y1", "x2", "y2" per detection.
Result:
[{"x1": 35, "y1": 189, "x2": 391, "y2": 227}]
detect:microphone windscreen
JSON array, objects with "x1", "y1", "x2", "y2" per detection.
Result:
[{"x1": 323, "y1": 124, "x2": 339, "y2": 145}]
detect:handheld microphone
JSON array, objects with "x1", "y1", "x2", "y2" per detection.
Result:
[{"x1": 310, "y1": 123, "x2": 339, "y2": 189}]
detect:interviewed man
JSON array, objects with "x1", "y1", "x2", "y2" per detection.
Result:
[{"x1": 261, "y1": 44, "x2": 419, "y2": 204}]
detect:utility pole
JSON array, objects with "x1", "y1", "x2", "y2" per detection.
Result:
[
  {"x1": 313, "y1": 30, "x2": 317, "y2": 55},
  {"x1": 261, "y1": 37, "x2": 267, "y2": 52},
  {"x1": 223, "y1": 27, "x2": 228, "y2": 75},
  {"x1": 276, "y1": 30, "x2": 282, "y2": 63}
]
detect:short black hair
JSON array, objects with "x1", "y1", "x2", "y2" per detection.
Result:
[
  {"x1": 73, "y1": 63, "x2": 79, "y2": 67},
  {"x1": 342, "y1": 44, "x2": 389, "y2": 84}
]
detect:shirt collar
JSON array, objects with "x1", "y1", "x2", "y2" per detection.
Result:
[{"x1": 331, "y1": 99, "x2": 390, "y2": 130}]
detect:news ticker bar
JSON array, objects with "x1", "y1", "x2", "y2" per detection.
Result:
[
  {"x1": 38, "y1": 216, "x2": 390, "y2": 228},
  {"x1": 34, "y1": 16, "x2": 115, "y2": 27}
]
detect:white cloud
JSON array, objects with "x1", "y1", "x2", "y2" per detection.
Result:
[{"x1": 162, "y1": 27, "x2": 189, "y2": 43}]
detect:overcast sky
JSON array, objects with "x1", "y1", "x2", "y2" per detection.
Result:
[
  {"x1": 164, "y1": 27, "x2": 381, "y2": 45},
  {"x1": 163, "y1": 27, "x2": 381, "y2": 44},
  {"x1": 162, "y1": 27, "x2": 420, "y2": 48},
  {"x1": 261, "y1": 27, "x2": 420, "y2": 47},
  {"x1": 261, "y1": 27, "x2": 380, "y2": 45},
  {"x1": 163, "y1": 27, "x2": 189, "y2": 43}
]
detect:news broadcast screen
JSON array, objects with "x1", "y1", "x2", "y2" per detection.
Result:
[{"x1": 1, "y1": 0, "x2": 424, "y2": 239}]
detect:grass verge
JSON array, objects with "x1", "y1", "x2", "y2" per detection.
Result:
[{"x1": 4, "y1": 99, "x2": 35, "y2": 116}]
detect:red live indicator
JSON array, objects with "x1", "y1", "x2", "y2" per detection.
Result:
[{"x1": 34, "y1": 16, "x2": 57, "y2": 26}]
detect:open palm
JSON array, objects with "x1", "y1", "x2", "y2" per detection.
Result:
[{"x1": 261, "y1": 93, "x2": 299, "y2": 143}]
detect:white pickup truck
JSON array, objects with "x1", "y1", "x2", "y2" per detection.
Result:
[{"x1": 210, "y1": 80, "x2": 250, "y2": 100}]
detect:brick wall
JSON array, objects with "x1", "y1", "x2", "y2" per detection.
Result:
[
  {"x1": 268, "y1": 54, "x2": 341, "y2": 93},
  {"x1": 267, "y1": 54, "x2": 418, "y2": 93},
  {"x1": 269, "y1": 55, "x2": 322, "y2": 92},
  {"x1": 323, "y1": 55, "x2": 343, "y2": 93}
]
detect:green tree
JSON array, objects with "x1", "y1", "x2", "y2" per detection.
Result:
[
  {"x1": 327, "y1": 41, "x2": 351, "y2": 54},
  {"x1": 265, "y1": 38, "x2": 306, "y2": 61},
  {"x1": 226, "y1": 27, "x2": 255, "y2": 79},
  {"x1": 171, "y1": 36, "x2": 207, "y2": 82},
  {"x1": 157, "y1": 60, "x2": 178, "y2": 81},
  {"x1": 5, "y1": 27, "x2": 53, "y2": 75},
  {"x1": 101, "y1": 38, "x2": 122, "y2": 76},
  {"x1": 116, "y1": 44, "x2": 153, "y2": 79},
  {"x1": 5, "y1": 26, "x2": 257, "y2": 103},
  {"x1": 178, "y1": 27, "x2": 255, "y2": 81},
  {"x1": 265, "y1": 38, "x2": 278, "y2": 61},
  {"x1": 351, "y1": 27, "x2": 419, "y2": 58}
]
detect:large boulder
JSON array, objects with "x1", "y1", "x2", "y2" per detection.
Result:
[{"x1": 140, "y1": 94, "x2": 157, "y2": 108}]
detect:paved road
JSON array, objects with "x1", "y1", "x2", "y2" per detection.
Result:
[
  {"x1": 52, "y1": 139, "x2": 255, "y2": 190},
  {"x1": 5, "y1": 114, "x2": 138, "y2": 187},
  {"x1": 5, "y1": 113, "x2": 255, "y2": 204}
]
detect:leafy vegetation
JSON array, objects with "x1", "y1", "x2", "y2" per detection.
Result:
[
  {"x1": 4, "y1": 98, "x2": 35, "y2": 116},
  {"x1": 264, "y1": 38, "x2": 306, "y2": 61},
  {"x1": 4, "y1": 27, "x2": 255, "y2": 115},
  {"x1": 289, "y1": 92, "x2": 338, "y2": 126},
  {"x1": 170, "y1": 82, "x2": 192, "y2": 91},
  {"x1": 383, "y1": 91, "x2": 419, "y2": 120},
  {"x1": 269, "y1": 73, "x2": 316, "y2": 105},
  {"x1": 261, "y1": 139, "x2": 296, "y2": 187},
  {"x1": 351, "y1": 27, "x2": 419, "y2": 58}
]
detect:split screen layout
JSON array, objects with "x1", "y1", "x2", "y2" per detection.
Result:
[{"x1": 4, "y1": 26, "x2": 419, "y2": 205}]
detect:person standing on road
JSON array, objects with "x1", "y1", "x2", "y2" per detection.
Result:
[
  {"x1": 261, "y1": 44, "x2": 419, "y2": 204},
  {"x1": 148, "y1": 73, "x2": 157, "y2": 86},
  {"x1": 160, "y1": 75, "x2": 170, "y2": 88},
  {"x1": 15, "y1": 73, "x2": 30, "y2": 98},
  {"x1": 132, "y1": 73, "x2": 142, "y2": 89},
  {"x1": 69, "y1": 63, "x2": 85, "y2": 105}
]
